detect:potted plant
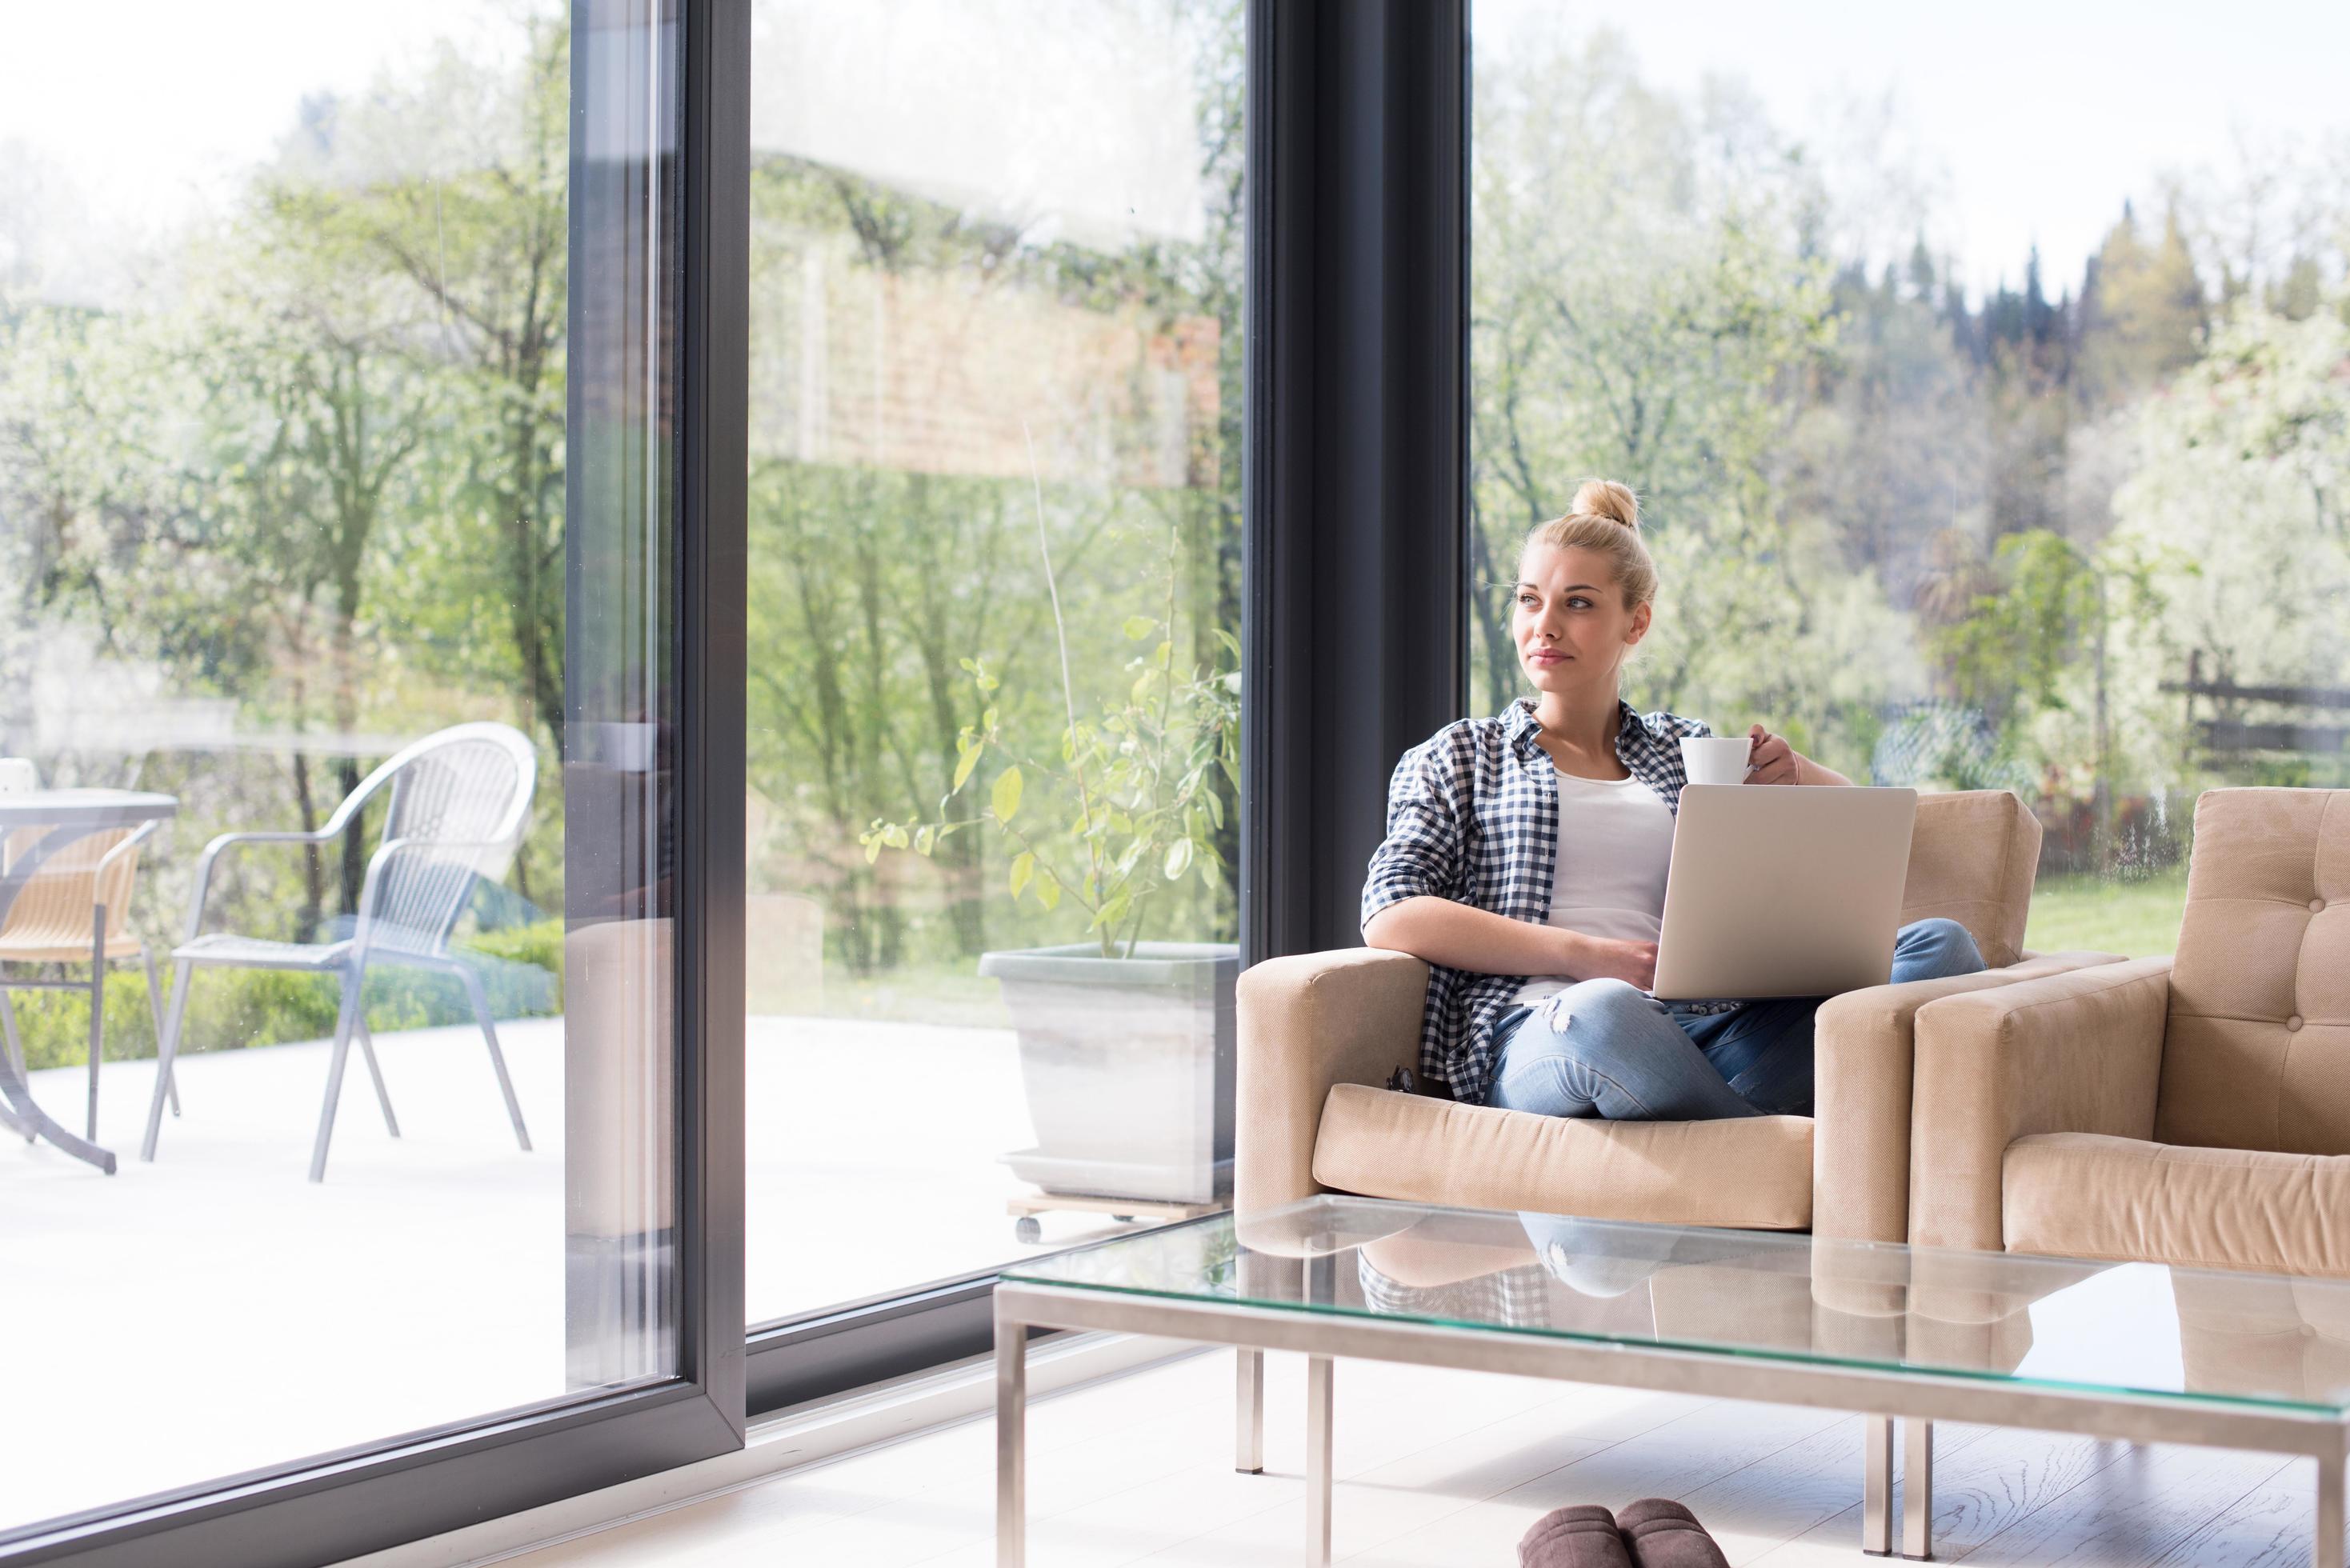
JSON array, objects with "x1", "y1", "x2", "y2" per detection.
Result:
[{"x1": 861, "y1": 466, "x2": 1240, "y2": 1214}]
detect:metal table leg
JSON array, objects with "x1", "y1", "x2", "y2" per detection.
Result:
[
  {"x1": 0, "y1": 1048, "x2": 114, "y2": 1173},
  {"x1": 1307, "y1": 1354, "x2": 1334, "y2": 1565},
  {"x1": 1862, "y1": 1414, "x2": 1893, "y2": 1555},
  {"x1": 1903, "y1": 1418, "x2": 1934, "y2": 1559},
  {"x1": 997, "y1": 1304, "x2": 1027, "y2": 1568},
  {"x1": 2319, "y1": 1446, "x2": 2344, "y2": 1568},
  {"x1": 1236, "y1": 1347, "x2": 1264, "y2": 1474}
]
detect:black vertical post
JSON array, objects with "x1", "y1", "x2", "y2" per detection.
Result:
[
  {"x1": 674, "y1": 0, "x2": 749, "y2": 1442},
  {"x1": 561, "y1": 0, "x2": 746, "y2": 1425},
  {"x1": 562, "y1": 0, "x2": 674, "y2": 1392},
  {"x1": 1242, "y1": 0, "x2": 1470, "y2": 966}
]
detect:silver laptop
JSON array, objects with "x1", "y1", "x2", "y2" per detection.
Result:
[{"x1": 1649, "y1": 784, "x2": 1919, "y2": 1001}]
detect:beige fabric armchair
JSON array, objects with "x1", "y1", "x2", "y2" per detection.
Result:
[
  {"x1": 1238, "y1": 790, "x2": 2121, "y2": 1242},
  {"x1": 1909, "y1": 787, "x2": 2350, "y2": 1275}
]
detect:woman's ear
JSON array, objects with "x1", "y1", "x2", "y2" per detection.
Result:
[{"x1": 1625, "y1": 602, "x2": 1651, "y2": 646}]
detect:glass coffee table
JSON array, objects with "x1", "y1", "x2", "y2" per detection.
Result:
[{"x1": 995, "y1": 1195, "x2": 2350, "y2": 1566}]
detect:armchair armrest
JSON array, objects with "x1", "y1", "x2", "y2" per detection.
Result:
[
  {"x1": 1235, "y1": 946, "x2": 1428, "y2": 1217},
  {"x1": 1908, "y1": 956, "x2": 2172, "y2": 1251},
  {"x1": 1812, "y1": 950, "x2": 2124, "y2": 1245}
]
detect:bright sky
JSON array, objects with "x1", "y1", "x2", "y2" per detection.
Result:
[
  {"x1": 7, "y1": 2, "x2": 2346, "y2": 305},
  {"x1": 0, "y1": 2, "x2": 522, "y2": 238},
  {"x1": 0, "y1": 0, "x2": 1203, "y2": 303},
  {"x1": 1478, "y1": 0, "x2": 2350, "y2": 298}
]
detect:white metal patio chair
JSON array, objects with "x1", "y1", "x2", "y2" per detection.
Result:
[
  {"x1": 138, "y1": 722, "x2": 539, "y2": 1182},
  {"x1": 0, "y1": 803, "x2": 177, "y2": 1143}
]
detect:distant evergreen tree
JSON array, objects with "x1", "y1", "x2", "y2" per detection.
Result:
[
  {"x1": 1907, "y1": 235, "x2": 1936, "y2": 303},
  {"x1": 2024, "y1": 246, "x2": 2056, "y2": 344},
  {"x1": 2274, "y1": 254, "x2": 2323, "y2": 320},
  {"x1": 2076, "y1": 199, "x2": 2207, "y2": 406}
]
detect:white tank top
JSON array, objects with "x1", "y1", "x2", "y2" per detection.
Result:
[{"x1": 1512, "y1": 769, "x2": 1675, "y2": 1006}]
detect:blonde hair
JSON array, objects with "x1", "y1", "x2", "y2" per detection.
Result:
[{"x1": 1521, "y1": 478, "x2": 1657, "y2": 610}]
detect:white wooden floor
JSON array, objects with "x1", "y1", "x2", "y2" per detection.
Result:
[{"x1": 496, "y1": 1348, "x2": 2326, "y2": 1567}]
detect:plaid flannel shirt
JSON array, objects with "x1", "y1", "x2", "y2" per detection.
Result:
[{"x1": 1359, "y1": 695, "x2": 1738, "y2": 1106}]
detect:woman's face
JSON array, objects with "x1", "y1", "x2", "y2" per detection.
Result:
[{"x1": 1514, "y1": 543, "x2": 1650, "y2": 698}]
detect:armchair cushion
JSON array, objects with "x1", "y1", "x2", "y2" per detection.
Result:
[
  {"x1": 1311, "y1": 1082, "x2": 1812, "y2": 1229},
  {"x1": 1909, "y1": 957, "x2": 2173, "y2": 1250},
  {"x1": 2159, "y1": 787, "x2": 2350, "y2": 1155},
  {"x1": 2004, "y1": 1131, "x2": 2350, "y2": 1277},
  {"x1": 1900, "y1": 790, "x2": 2043, "y2": 968}
]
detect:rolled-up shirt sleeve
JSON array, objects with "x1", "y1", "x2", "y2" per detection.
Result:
[{"x1": 1360, "y1": 735, "x2": 1469, "y2": 934}]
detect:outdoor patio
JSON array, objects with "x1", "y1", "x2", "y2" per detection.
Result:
[{"x1": 0, "y1": 1010, "x2": 1119, "y2": 1530}]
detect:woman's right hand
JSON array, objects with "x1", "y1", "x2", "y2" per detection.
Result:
[{"x1": 1563, "y1": 931, "x2": 1657, "y2": 990}]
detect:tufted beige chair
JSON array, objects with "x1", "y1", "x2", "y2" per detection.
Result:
[{"x1": 1909, "y1": 788, "x2": 2350, "y2": 1274}]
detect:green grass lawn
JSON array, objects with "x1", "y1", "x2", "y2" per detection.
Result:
[{"x1": 2023, "y1": 865, "x2": 2188, "y2": 959}]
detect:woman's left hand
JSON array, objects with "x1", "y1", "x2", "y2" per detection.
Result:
[{"x1": 1746, "y1": 724, "x2": 1803, "y2": 786}]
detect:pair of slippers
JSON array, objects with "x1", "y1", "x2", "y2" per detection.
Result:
[{"x1": 1519, "y1": 1499, "x2": 1728, "y2": 1568}]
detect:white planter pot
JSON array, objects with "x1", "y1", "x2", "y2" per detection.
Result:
[{"x1": 976, "y1": 940, "x2": 1239, "y2": 1206}]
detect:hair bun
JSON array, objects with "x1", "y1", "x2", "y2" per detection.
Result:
[{"x1": 1571, "y1": 478, "x2": 1639, "y2": 530}]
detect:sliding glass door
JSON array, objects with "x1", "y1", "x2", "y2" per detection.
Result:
[
  {"x1": 738, "y1": 0, "x2": 1246, "y2": 1342},
  {"x1": 0, "y1": 0, "x2": 743, "y2": 1558}
]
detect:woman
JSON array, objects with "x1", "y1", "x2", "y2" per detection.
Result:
[{"x1": 1359, "y1": 478, "x2": 1983, "y2": 1120}]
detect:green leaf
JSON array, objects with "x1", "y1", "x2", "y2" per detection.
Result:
[
  {"x1": 1202, "y1": 789, "x2": 1224, "y2": 829},
  {"x1": 883, "y1": 824, "x2": 910, "y2": 849},
  {"x1": 1035, "y1": 873, "x2": 1061, "y2": 912},
  {"x1": 953, "y1": 742, "x2": 982, "y2": 792},
  {"x1": 1123, "y1": 614, "x2": 1156, "y2": 641},
  {"x1": 959, "y1": 657, "x2": 978, "y2": 674},
  {"x1": 915, "y1": 825, "x2": 936, "y2": 855},
  {"x1": 991, "y1": 764, "x2": 1024, "y2": 823},
  {"x1": 1089, "y1": 889, "x2": 1132, "y2": 932},
  {"x1": 1154, "y1": 640, "x2": 1173, "y2": 669},
  {"x1": 1164, "y1": 839, "x2": 1193, "y2": 880},
  {"x1": 982, "y1": 706, "x2": 999, "y2": 730},
  {"x1": 1008, "y1": 850, "x2": 1034, "y2": 898},
  {"x1": 1214, "y1": 627, "x2": 1242, "y2": 660},
  {"x1": 863, "y1": 838, "x2": 882, "y2": 864},
  {"x1": 977, "y1": 673, "x2": 999, "y2": 693}
]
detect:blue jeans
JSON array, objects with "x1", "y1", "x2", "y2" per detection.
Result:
[{"x1": 1486, "y1": 918, "x2": 1984, "y2": 1121}]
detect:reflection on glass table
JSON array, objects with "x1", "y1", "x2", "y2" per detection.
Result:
[
  {"x1": 1017, "y1": 1196, "x2": 2350, "y2": 1412},
  {"x1": 997, "y1": 1196, "x2": 2350, "y2": 1567}
]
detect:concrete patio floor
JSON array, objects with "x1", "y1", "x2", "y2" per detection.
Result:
[{"x1": 0, "y1": 1011, "x2": 1124, "y2": 1532}]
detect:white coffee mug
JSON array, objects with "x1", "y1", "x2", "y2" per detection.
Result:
[{"x1": 1679, "y1": 735, "x2": 1752, "y2": 786}]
